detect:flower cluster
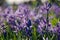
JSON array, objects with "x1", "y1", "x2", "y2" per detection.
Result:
[{"x1": 0, "y1": 2, "x2": 60, "y2": 40}]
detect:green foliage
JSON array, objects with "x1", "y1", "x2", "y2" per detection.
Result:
[
  {"x1": 49, "y1": 11, "x2": 59, "y2": 27},
  {"x1": 49, "y1": 0, "x2": 60, "y2": 6},
  {"x1": 50, "y1": 17, "x2": 59, "y2": 27},
  {"x1": 32, "y1": 25, "x2": 37, "y2": 40},
  {"x1": 31, "y1": 0, "x2": 38, "y2": 8},
  {"x1": 17, "y1": 31, "x2": 22, "y2": 40}
]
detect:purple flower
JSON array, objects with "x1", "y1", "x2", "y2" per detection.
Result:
[
  {"x1": 57, "y1": 24, "x2": 60, "y2": 40},
  {"x1": 38, "y1": 5, "x2": 47, "y2": 14},
  {"x1": 0, "y1": 2, "x2": 60, "y2": 36},
  {"x1": 26, "y1": 19, "x2": 31, "y2": 27},
  {"x1": 50, "y1": 4, "x2": 60, "y2": 16},
  {"x1": 38, "y1": 2, "x2": 51, "y2": 14}
]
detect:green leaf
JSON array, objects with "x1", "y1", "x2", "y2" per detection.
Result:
[
  {"x1": 4, "y1": 21, "x2": 13, "y2": 40},
  {"x1": 50, "y1": 17, "x2": 59, "y2": 27},
  {"x1": 32, "y1": 25, "x2": 37, "y2": 40},
  {"x1": 49, "y1": 12, "x2": 59, "y2": 27},
  {"x1": 32, "y1": 0, "x2": 38, "y2": 7},
  {"x1": 0, "y1": 35, "x2": 4, "y2": 40},
  {"x1": 51, "y1": 34, "x2": 57, "y2": 40},
  {"x1": 17, "y1": 31, "x2": 22, "y2": 40},
  {"x1": 13, "y1": 34, "x2": 17, "y2": 40}
]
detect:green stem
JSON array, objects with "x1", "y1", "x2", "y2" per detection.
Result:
[{"x1": 51, "y1": 34, "x2": 55, "y2": 40}]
